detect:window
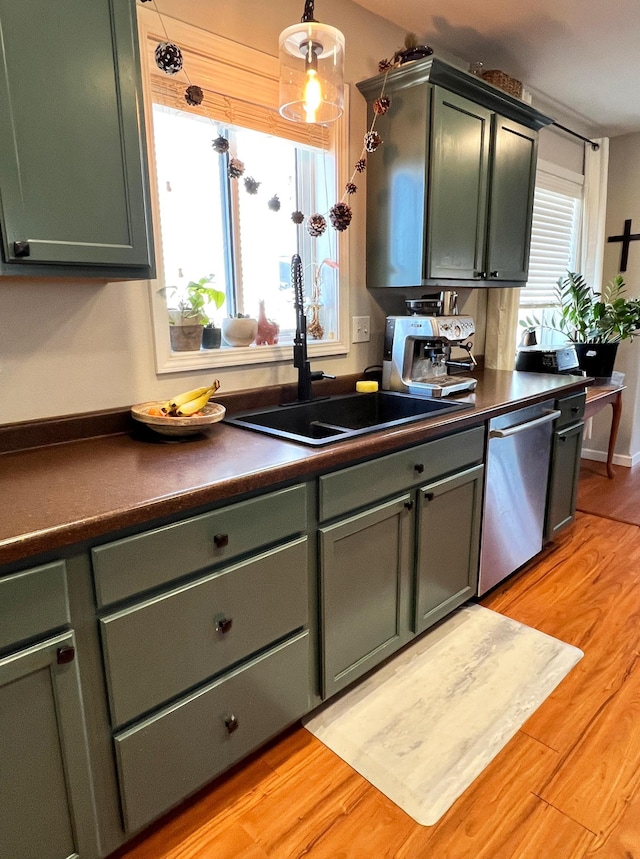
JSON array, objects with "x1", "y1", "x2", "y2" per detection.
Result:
[
  {"x1": 138, "y1": 9, "x2": 349, "y2": 373},
  {"x1": 517, "y1": 162, "x2": 583, "y2": 346}
]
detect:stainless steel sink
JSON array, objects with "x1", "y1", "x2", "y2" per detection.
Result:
[{"x1": 224, "y1": 391, "x2": 472, "y2": 446}]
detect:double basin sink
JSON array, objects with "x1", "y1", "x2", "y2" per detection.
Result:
[{"x1": 224, "y1": 390, "x2": 472, "y2": 446}]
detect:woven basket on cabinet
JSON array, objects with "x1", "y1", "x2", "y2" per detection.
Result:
[{"x1": 480, "y1": 69, "x2": 523, "y2": 98}]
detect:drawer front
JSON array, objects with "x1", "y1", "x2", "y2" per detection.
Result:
[
  {"x1": 92, "y1": 483, "x2": 308, "y2": 607},
  {"x1": 101, "y1": 538, "x2": 309, "y2": 727},
  {"x1": 556, "y1": 392, "x2": 586, "y2": 428},
  {"x1": 0, "y1": 561, "x2": 69, "y2": 652},
  {"x1": 318, "y1": 426, "x2": 485, "y2": 521},
  {"x1": 114, "y1": 630, "x2": 310, "y2": 834}
]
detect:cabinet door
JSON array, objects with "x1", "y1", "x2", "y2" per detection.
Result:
[
  {"x1": 0, "y1": 632, "x2": 98, "y2": 859},
  {"x1": 0, "y1": 0, "x2": 153, "y2": 274},
  {"x1": 364, "y1": 80, "x2": 430, "y2": 288},
  {"x1": 319, "y1": 495, "x2": 413, "y2": 698},
  {"x1": 414, "y1": 465, "x2": 484, "y2": 634},
  {"x1": 545, "y1": 422, "x2": 584, "y2": 541},
  {"x1": 428, "y1": 89, "x2": 492, "y2": 280},
  {"x1": 485, "y1": 116, "x2": 538, "y2": 282}
]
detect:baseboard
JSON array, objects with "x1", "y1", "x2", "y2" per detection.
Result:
[{"x1": 581, "y1": 448, "x2": 639, "y2": 468}]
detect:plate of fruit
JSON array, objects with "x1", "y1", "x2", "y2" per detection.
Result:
[{"x1": 131, "y1": 381, "x2": 225, "y2": 437}]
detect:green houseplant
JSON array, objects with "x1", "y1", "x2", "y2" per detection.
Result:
[
  {"x1": 522, "y1": 271, "x2": 640, "y2": 377},
  {"x1": 160, "y1": 275, "x2": 226, "y2": 352}
]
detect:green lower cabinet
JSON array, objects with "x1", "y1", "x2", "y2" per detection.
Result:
[
  {"x1": 414, "y1": 465, "x2": 484, "y2": 634},
  {"x1": 114, "y1": 631, "x2": 310, "y2": 834},
  {"x1": 319, "y1": 495, "x2": 414, "y2": 698},
  {"x1": 0, "y1": 631, "x2": 98, "y2": 859},
  {"x1": 545, "y1": 422, "x2": 584, "y2": 541}
]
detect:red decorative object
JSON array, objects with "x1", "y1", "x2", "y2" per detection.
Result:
[{"x1": 255, "y1": 300, "x2": 280, "y2": 345}]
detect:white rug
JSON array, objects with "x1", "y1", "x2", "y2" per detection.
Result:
[{"x1": 303, "y1": 603, "x2": 583, "y2": 826}]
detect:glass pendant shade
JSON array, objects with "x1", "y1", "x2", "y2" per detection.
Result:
[{"x1": 279, "y1": 21, "x2": 345, "y2": 124}]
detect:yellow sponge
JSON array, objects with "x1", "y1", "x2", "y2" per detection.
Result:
[{"x1": 356, "y1": 380, "x2": 379, "y2": 393}]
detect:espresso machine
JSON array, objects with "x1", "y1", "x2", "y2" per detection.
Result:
[{"x1": 382, "y1": 302, "x2": 477, "y2": 397}]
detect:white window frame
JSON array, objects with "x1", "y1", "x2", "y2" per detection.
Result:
[
  {"x1": 137, "y1": 7, "x2": 350, "y2": 374},
  {"x1": 518, "y1": 159, "x2": 584, "y2": 346}
]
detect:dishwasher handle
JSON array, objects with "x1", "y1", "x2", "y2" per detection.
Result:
[{"x1": 489, "y1": 409, "x2": 562, "y2": 439}]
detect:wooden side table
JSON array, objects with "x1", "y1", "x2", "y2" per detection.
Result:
[{"x1": 584, "y1": 383, "x2": 625, "y2": 478}]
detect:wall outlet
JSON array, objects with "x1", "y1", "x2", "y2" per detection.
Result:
[{"x1": 351, "y1": 315, "x2": 370, "y2": 343}]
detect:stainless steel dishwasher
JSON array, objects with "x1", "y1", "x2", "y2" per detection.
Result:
[{"x1": 478, "y1": 400, "x2": 561, "y2": 596}]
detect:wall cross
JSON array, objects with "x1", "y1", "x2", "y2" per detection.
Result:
[{"x1": 607, "y1": 218, "x2": 640, "y2": 272}]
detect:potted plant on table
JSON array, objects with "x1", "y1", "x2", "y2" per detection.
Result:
[
  {"x1": 160, "y1": 275, "x2": 226, "y2": 352},
  {"x1": 521, "y1": 271, "x2": 640, "y2": 378}
]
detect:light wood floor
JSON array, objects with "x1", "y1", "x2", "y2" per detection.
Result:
[{"x1": 112, "y1": 469, "x2": 640, "y2": 859}]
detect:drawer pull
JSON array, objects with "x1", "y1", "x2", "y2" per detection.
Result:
[
  {"x1": 424, "y1": 492, "x2": 435, "y2": 502},
  {"x1": 13, "y1": 240, "x2": 30, "y2": 257},
  {"x1": 571, "y1": 406, "x2": 580, "y2": 413},
  {"x1": 56, "y1": 645, "x2": 75, "y2": 665},
  {"x1": 213, "y1": 533, "x2": 229, "y2": 549},
  {"x1": 414, "y1": 463, "x2": 425, "y2": 474},
  {"x1": 216, "y1": 617, "x2": 233, "y2": 634},
  {"x1": 224, "y1": 714, "x2": 239, "y2": 734},
  {"x1": 404, "y1": 500, "x2": 414, "y2": 511}
]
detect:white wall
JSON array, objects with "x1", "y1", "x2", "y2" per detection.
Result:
[{"x1": 585, "y1": 132, "x2": 640, "y2": 464}]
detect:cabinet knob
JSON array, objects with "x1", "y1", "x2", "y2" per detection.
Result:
[
  {"x1": 56, "y1": 645, "x2": 75, "y2": 665},
  {"x1": 473, "y1": 271, "x2": 487, "y2": 278},
  {"x1": 490, "y1": 270, "x2": 500, "y2": 278},
  {"x1": 13, "y1": 241, "x2": 30, "y2": 257},
  {"x1": 424, "y1": 491, "x2": 435, "y2": 502},
  {"x1": 216, "y1": 617, "x2": 233, "y2": 634},
  {"x1": 213, "y1": 533, "x2": 229, "y2": 549},
  {"x1": 571, "y1": 406, "x2": 580, "y2": 413},
  {"x1": 404, "y1": 500, "x2": 414, "y2": 511},
  {"x1": 414, "y1": 463, "x2": 425, "y2": 474},
  {"x1": 224, "y1": 714, "x2": 239, "y2": 734}
]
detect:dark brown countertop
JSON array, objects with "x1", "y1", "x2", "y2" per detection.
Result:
[{"x1": 0, "y1": 370, "x2": 588, "y2": 569}]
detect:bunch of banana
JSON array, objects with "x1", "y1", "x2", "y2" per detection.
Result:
[{"x1": 161, "y1": 380, "x2": 220, "y2": 417}]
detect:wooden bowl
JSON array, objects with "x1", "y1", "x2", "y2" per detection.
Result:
[{"x1": 131, "y1": 400, "x2": 226, "y2": 437}]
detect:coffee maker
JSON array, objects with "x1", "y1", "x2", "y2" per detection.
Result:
[{"x1": 382, "y1": 296, "x2": 477, "y2": 397}]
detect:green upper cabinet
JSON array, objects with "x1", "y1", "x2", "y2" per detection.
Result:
[
  {"x1": 428, "y1": 90, "x2": 492, "y2": 281},
  {"x1": 0, "y1": 0, "x2": 154, "y2": 278},
  {"x1": 357, "y1": 58, "x2": 551, "y2": 288}
]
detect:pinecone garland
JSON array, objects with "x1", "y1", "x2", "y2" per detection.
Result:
[
  {"x1": 184, "y1": 85, "x2": 204, "y2": 106},
  {"x1": 155, "y1": 42, "x2": 183, "y2": 75},
  {"x1": 228, "y1": 158, "x2": 245, "y2": 179},
  {"x1": 355, "y1": 158, "x2": 367, "y2": 173},
  {"x1": 378, "y1": 58, "x2": 394, "y2": 73},
  {"x1": 291, "y1": 210, "x2": 305, "y2": 224},
  {"x1": 244, "y1": 177, "x2": 261, "y2": 195},
  {"x1": 345, "y1": 182, "x2": 357, "y2": 195},
  {"x1": 364, "y1": 131, "x2": 382, "y2": 152},
  {"x1": 329, "y1": 202, "x2": 352, "y2": 232},
  {"x1": 267, "y1": 195, "x2": 281, "y2": 212},
  {"x1": 307, "y1": 213, "x2": 327, "y2": 238},
  {"x1": 212, "y1": 136, "x2": 229, "y2": 154},
  {"x1": 373, "y1": 95, "x2": 391, "y2": 115}
]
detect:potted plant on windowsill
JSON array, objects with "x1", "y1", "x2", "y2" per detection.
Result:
[
  {"x1": 160, "y1": 275, "x2": 226, "y2": 352},
  {"x1": 221, "y1": 313, "x2": 258, "y2": 347},
  {"x1": 521, "y1": 271, "x2": 640, "y2": 378}
]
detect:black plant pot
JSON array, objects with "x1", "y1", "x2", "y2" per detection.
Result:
[
  {"x1": 202, "y1": 326, "x2": 221, "y2": 349},
  {"x1": 574, "y1": 342, "x2": 619, "y2": 379}
]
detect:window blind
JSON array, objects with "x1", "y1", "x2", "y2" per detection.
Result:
[
  {"x1": 521, "y1": 171, "x2": 582, "y2": 309},
  {"x1": 141, "y1": 10, "x2": 331, "y2": 150}
]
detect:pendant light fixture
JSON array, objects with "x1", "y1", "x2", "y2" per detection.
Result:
[{"x1": 279, "y1": 0, "x2": 345, "y2": 124}]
